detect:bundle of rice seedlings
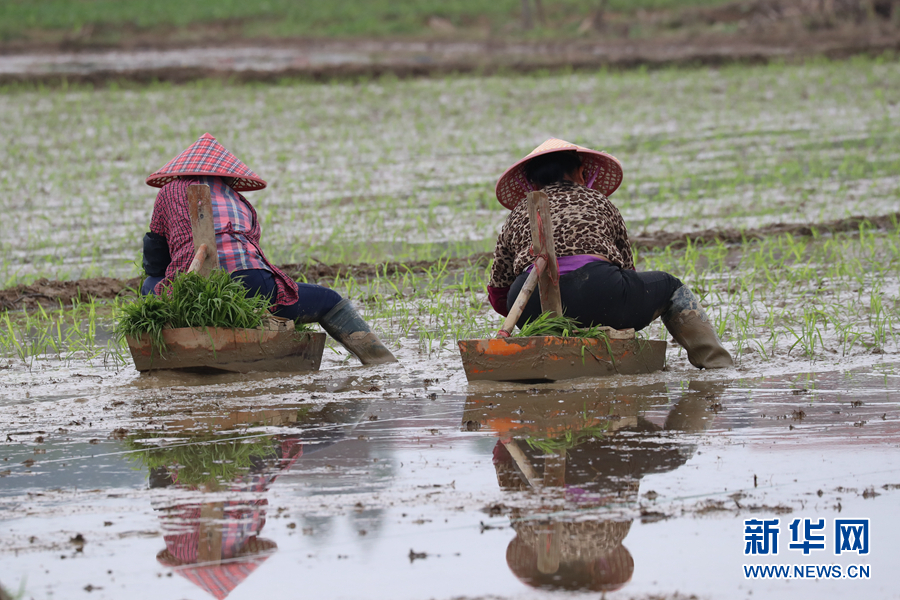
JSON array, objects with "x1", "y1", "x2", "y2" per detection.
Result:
[
  {"x1": 115, "y1": 269, "x2": 272, "y2": 354},
  {"x1": 515, "y1": 311, "x2": 610, "y2": 339}
]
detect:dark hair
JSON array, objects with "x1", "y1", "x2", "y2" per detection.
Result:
[{"x1": 524, "y1": 151, "x2": 582, "y2": 188}]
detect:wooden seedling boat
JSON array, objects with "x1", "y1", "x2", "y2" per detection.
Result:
[
  {"x1": 126, "y1": 184, "x2": 325, "y2": 374},
  {"x1": 126, "y1": 318, "x2": 326, "y2": 374},
  {"x1": 458, "y1": 191, "x2": 666, "y2": 382}
]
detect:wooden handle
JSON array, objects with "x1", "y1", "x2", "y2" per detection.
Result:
[
  {"x1": 527, "y1": 191, "x2": 563, "y2": 317},
  {"x1": 496, "y1": 257, "x2": 546, "y2": 338},
  {"x1": 187, "y1": 244, "x2": 208, "y2": 274},
  {"x1": 188, "y1": 184, "x2": 219, "y2": 277}
]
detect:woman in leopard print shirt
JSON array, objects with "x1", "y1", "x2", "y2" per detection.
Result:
[{"x1": 488, "y1": 139, "x2": 732, "y2": 369}]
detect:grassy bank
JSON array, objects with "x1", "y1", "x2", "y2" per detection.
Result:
[{"x1": 2, "y1": 0, "x2": 734, "y2": 44}]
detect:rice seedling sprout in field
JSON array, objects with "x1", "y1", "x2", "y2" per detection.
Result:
[
  {"x1": 2, "y1": 57, "x2": 899, "y2": 287},
  {"x1": 0, "y1": 298, "x2": 127, "y2": 370},
  {"x1": 1, "y1": 226, "x2": 898, "y2": 369},
  {"x1": 638, "y1": 224, "x2": 900, "y2": 365}
]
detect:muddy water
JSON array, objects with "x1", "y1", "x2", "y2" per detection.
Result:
[{"x1": 2, "y1": 362, "x2": 899, "y2": 599}]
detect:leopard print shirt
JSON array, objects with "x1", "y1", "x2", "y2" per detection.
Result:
[{"x1": 489, "y1": 181, "x2": 634, "y2": 288}]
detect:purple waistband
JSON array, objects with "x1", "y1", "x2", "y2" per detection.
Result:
[{"x1": 526, "y1": 254, "x2": 608, "y2": 276}]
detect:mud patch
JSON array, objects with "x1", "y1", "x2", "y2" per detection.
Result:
[
  {"x1": 630, "y1": 211, "x2": 900, "y2": 249},
  {"x1": 0, "y1": 276, "x2": 141, "y2": 311}
]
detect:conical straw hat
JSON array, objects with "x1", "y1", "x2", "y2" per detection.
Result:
[
  {"x1": 157, "y1": 540, "x2": 276, "y2": 600},
  {"x1": 146, "y1": 133, "x2": 266, "y2": 192},
  {"x1": 495, "y1": 138, "x2": 623, "y2": 209}
]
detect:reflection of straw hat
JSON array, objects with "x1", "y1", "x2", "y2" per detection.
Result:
[
  {"x1": 157, "y1": 539, "x2": 276, "y2": 600},
  {"x1": 516, "y1": 519, "x2": 632, "y2": 555},
  {"x1": 506, "y1": 521, "x2": 634, "y2": 592},
  {"x1": 146, "y1": 133, "x2": 266, "y2": 191},
  {"x1": 495, "y1": 138, "x2": 623, "y2": 209}
]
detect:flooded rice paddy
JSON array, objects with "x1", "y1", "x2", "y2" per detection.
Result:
[
  {"x1": 1, "y1": 56, "x2": 899, "y2": 284},
  {"x1": 2, "y1": 358, "x2": 900, "y2": 599}
]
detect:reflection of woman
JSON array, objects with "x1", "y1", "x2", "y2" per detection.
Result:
[
  {"x1": 482, "y1": 383, "x2": 720, "y2": 593},
  {"x1": 135, "y1": 401, "x2": 368, "y2": 599},
  {"x1": 150, "y1": 436, "x2": 302, "y2": 600},
  {"x1": 494, "y1": 439, "x2": 637, "y2": 592},
  {"x1": 140, "y1": 133, "x2": 395, "y2": 365},
  {"x1": 489, "y1": 138, "x2": 732, "y2": 369}
]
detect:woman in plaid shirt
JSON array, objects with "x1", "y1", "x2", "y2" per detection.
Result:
[{"x1": 141, "y1": 133, "x2": 395, "y2": 365}]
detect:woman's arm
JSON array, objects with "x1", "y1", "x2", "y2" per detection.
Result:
[
  {"x1": 142, "y1": 232, "x2": 171, "y2": 277},
  {"x1": 487, "y1": 285, "x2": 510, "y2": 316},
  {"x1": 487, "y1": 221, "x2": 517, "y2": 316},
  {"x1": 611, "y1": 204, "x2": 635, "y2": 270},
  {"x1": 147, "y1": 180, "x2": 198, "y2": 291}
]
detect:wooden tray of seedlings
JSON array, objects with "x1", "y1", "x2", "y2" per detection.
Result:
[
  {"x1": 123, "y1": 314, "x2": 326, "y2": 374},
  {"x1": 458, "y1": 191, "x2": 666, "y2": 383},
  {"x1": 118, "y1": 184, "x2": 325, "y2": 374}
]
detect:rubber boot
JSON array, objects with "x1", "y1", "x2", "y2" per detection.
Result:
[
  {"x1": 319, "y1": 299, "x2": 397, "y2": 365},
  {"x1": 661, "y1": 286, "x2": 733, "y2": 369}
]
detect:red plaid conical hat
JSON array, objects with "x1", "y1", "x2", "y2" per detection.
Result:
[
  {"x1": 157, "y1": 539, "x2": 276, "y2": 600},
  {"x1": 175, "y1": 561, "x2": 264, "y2": 600},
  {"x1": 495, "y1": 138, "x2": 623, "y2": 210},
  {"x1": 146, "y1": 133, "x2": 266, "y2": 192}
]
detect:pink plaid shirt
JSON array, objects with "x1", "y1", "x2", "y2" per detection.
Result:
[{"x1": 149, "y1": 177, "x2": 299, "y2": 305}]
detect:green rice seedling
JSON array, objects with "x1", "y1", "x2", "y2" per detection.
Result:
[
  {"x1": 515, "y1": 311, "x2": 612, "y2": 339},
  {"x1": 0, "y1": 298, "x2": 126, "y2": 365},
  {"x1": 636, "y1": 221, "x2": 900, "y2": 363},
  {"x1": 516, "y1": 312, "x2": 577, "y2": 337},
  {"x1": 2, "y1": 311, "x2": 28, "y2": 365},
  {"x1": 167, "y1": 270, "x2": 272, "y2": 330},
  {"x1": 793, "y1": 306, "x2": 827, "y2": 359},
  {"x1": 868, "y1": 291, "x2": 897, "y2": 351},
  {"x1": 114, "y1": 294, "x2": 172, "y2": 354}
]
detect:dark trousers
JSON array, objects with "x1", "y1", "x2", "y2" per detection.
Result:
[
  {"x1": 141, "y1": 269, "x2": 341, "y2": 322},
  {"x1": 507, "y1": 260, "x2": 682, "y2": 331}
]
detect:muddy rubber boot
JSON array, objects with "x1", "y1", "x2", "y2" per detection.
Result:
[
  {"x1": 662, "y1": 286, "x2": 734, "y2": 369},
  {"x1": 319, "y1": 299, "x2": 397, "y2": 365}
]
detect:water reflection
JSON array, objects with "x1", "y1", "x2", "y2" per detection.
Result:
[
  {"x1": 127, "y1": 402, "x2": 367, "y2": 599},
  {"x1": 464, "y1": 381, "x2": 723, "y2": 593}
]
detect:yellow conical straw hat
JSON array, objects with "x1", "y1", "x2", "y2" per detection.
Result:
[{"x1": 495, "y1": 138, "x2": 623, "y2": 209}]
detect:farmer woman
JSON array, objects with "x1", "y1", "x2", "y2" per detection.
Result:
[
  {"x1": 141, "y1": 133, "x2": 395, "y2": 365},
  {"x1": 488, "y1": 138, "x2": 732, "y2": 369}
]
